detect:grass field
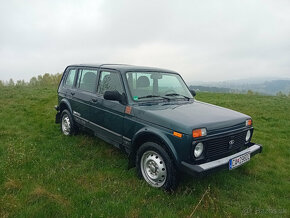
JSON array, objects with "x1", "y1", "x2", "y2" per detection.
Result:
[{"x1": 0, "y1": 85, "x2": 289, "y2": 217}]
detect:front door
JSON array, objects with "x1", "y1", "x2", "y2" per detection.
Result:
[{"x1": 93, "y1": 70, "x2": 126, "y2": 145}]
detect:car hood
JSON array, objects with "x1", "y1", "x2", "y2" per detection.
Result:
[{"x1": 134, "y1": 100, "x2": 250, "y2": 135}]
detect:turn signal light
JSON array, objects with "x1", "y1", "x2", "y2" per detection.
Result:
[
  {"x1": 173, "y1": 131, "x2": 183, "y2": 138},
  {"x1": 192, "y1": 128, "x2": 207, "y2": 138},
  {"x1": 246, "y1": 119, "x2": 252, "y2": 126}
]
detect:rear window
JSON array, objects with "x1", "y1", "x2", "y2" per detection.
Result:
[
  {"x1": 64, "y1": 69, "x2": 77, "y2": 87},
  {"x1": 76, "y1": 69, "x2": 98, "y2": 93}
]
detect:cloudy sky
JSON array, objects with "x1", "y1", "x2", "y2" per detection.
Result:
[{"x1": 0, "y1": 0, "x2": 289, "y2": 83}]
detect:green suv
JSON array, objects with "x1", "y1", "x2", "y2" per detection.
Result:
[{"x1": 55, "y1": 64, "x2": 262, "y2": 191}]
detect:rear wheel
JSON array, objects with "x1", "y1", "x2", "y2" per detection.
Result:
[
  {"x1": 136, "y1": 142, "x2": 179, "y2": 191},
  {"x1": 61, "y1": 109, "x2": 77, "y2": 135}
]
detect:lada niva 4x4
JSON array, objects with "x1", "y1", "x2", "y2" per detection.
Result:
[{"x1": 55, "y1": 64, "x2": 262, "y2": 190}]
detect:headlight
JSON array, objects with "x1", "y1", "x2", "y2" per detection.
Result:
[
  {"x1": 194, "y1": 142, "x2": 204, "y2": 158},
  {"x1": 245, "y1": 130, "x2": 251, "y2": 141}
]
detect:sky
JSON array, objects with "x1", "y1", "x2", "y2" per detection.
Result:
[{"x1": 0, "y1": 0, "x2": 290, "y2": 83}]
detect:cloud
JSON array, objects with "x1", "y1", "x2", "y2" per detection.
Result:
[{"x1": 0, "y1": 0, "x2": 290, "y2": 82}]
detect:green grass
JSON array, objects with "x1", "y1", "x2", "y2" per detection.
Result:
[{"x1": 0, "y1": 85, "x2": 289, "y2": 217}]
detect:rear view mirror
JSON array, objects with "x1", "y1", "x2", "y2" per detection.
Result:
[{"x1": 150, "y1": 74, "x2": 163, "y2": 80}]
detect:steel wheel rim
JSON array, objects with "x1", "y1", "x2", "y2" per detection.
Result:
[
  {"x1": 140, "y1": 150, "x2": 167, "y2": 187},
  {"x1": 61, "y1": 114, "x2": 71, "y2": 135}
]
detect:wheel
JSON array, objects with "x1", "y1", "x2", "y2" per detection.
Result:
[
  {"x1": 60, "y1": 109, "x2": 77, "y2": 136},
  {"x1": 136, "y1": 142, "x2": 179, "y2": 191}
]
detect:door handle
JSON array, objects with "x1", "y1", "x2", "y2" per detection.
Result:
[
  {"x1": 91, "y1": 98, "x2": 98, "y2": 103},
  {"x1": 71, "y1": 92, "x2": 75, "y2": 96}
]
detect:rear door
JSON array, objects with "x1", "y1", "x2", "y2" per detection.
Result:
[{"x1": 70, "y1": 68, "x2": 99, "y2": 126}]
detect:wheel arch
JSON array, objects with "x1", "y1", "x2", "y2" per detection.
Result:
[
  {"x1": 59, "y1": 99, "x2": 73, "y2": 114},
  {"x1": 128, "y1": 127, "x2": 180, "y2": 169}
]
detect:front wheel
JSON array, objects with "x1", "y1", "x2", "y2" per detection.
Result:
[{"x1": 136, "y1": 142, "x2": 179, "y2": 191}]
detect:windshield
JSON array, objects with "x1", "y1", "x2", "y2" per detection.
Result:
[{"x1": 126, "y1": 71, "x2": 192, "y2": 101}]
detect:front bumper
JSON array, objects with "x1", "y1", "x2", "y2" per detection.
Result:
[{"x1": 181, "y1": 144, "x2": 262, "y2": 176}]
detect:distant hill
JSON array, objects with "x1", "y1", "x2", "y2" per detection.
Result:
[
  {"x1": 189, "y1": 78, "x2": 290, "y2": 95},
  {"x1": 189, "y1": 85, "x2": 235, "y2": 93}
]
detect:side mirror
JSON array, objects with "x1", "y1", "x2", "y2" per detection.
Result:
[
  {"x1": 104, "y1": 90, "x2": 127, "y2": 104},
  {"x1": 190, "y1": 89, "x2": 196, "y2": 97}
]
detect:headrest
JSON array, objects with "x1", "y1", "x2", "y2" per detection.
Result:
[
  {"x1": 83, "y1": 72, "x2": 96, "y2": 82},
  {"x1": 136, "y1": 76, "x2": 150, "y2": 88}
]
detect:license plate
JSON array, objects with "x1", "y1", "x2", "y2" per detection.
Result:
[{"x1": 229, "y1": 153, "x2": 250, "y2": 170}]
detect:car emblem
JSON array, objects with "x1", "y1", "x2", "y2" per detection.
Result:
[{"x1": 228, "y1": 139, "x2": 235, "y2": 149}]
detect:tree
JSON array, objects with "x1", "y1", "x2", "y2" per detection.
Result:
[
  {"x1": 16, "y1": 80, "x2": 26, "y2": 86},
  {"x1": 52, "y1": 73, "x2": 62, "y2": 84},
  {"x1": 30, "y1": 77, "x2": 38, "y2": 86},
  {"x1": 42, "y1": 73, "x2": 51, "y2": 85},
  {"x1": 8, "y1": 78, "x2": 14, "y2": 86},
  {"x1": 247, "y1": 90, "x2": 254, "y2": 95},
  {"x1": 16, "y1": 80, "x2": 22, "y2": 86},
  {"x1": 37, "y1": 75, "x2": 43, "y2": 84},
  {"x1": 276, "y1": 91, "x2": 286, "y2": 97},
  {"x1": 0, "y1": 80, "x2": 3, "y2": 86}
]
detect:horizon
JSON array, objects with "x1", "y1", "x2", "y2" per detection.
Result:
[{"x1": 1, "y1": 71, "x2": 290, "y2": 85}]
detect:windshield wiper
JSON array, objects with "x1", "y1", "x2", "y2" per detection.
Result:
[
  {"x1": 165, "y1": 93, "x2": 190, "y2": 100},
  {"x1": 138, "y1": 95, "x2": 170, "y2": 100}
]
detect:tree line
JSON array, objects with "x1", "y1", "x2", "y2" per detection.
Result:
[{"x1": 0, "y1": 73, "x2": 62, "y2": 87}]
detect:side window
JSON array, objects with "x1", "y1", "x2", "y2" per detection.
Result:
[
  {"x1": 97, "y1": 71, "x2": 124, "y2": 95},
  {"x1": 76, "y1": 69, "x2": 98, "y2": 93},
  {"x1": 64, "y1": 69, "x2": 76, "y2": 87}
]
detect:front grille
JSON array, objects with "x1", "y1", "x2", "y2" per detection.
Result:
[{"x1": 205, "y1": 131, "x2": 247, "y2": 161}]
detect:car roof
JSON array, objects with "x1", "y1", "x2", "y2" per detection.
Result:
[{"x1": 67, "y1": 64, "x2": 178, "y2": 74}]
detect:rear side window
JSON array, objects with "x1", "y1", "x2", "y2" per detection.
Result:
[
  {"x1": 97, "y1": 71, "x2": 124, "y2": 95},
  {"x1": 64, "y1": 69, "x2": 76, "y2": 87},
  {"x1": 77, "y1": 69, "x2": 98, "y2": 93}
]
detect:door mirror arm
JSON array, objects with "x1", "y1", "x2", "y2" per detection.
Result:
[{"x1": 121, "y1": 93, "x2": 128, "y2": 105}]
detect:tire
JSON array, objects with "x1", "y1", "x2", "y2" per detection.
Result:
[
  {"x1": 136, "y1": 142, "x2": 179, "y2": 191},
  {"x1": 60, "y1": 109, "x2": 77, "y2": 136}
]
